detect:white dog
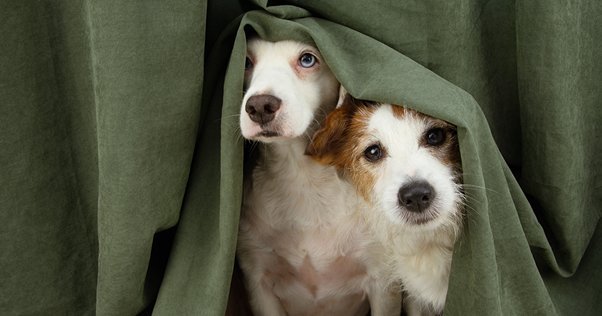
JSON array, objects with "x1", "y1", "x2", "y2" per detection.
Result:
[
  {"x1": 236, "y1": 38, "x2": 401, "y2": 316},
  {"x1": 307, "y1": 92, "x2": 464, "y2": 316}
]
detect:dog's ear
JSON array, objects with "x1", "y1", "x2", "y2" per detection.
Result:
[
  {"x1": 336, "y1": 85, "x2": 348, "y2": 108},
  {"x1": 305, "y1": 104, "x2": 354, "y2": 169},
  {"x1": 337, "y1": 87, "x2": 367, "y2": 109}
]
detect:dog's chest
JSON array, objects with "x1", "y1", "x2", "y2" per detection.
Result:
[
  {"x1": 256, "y1": 222, "x2": 372, "y2": 315},
  {"x1": 266, "y1": 225, "x2": 369, "y2": 285},
  {"x1": 245, "y1": 162, "x2": 368, "y2": 273},
  {"x1": 240, "y1": 156, "x2": 373, "y2": 314},
  {"x1": 248, "y1": 155, "x2": 356, "y2": 227}
]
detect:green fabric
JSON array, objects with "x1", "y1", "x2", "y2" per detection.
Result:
[
  {"x1": 1, "y1": 1, "x2": 209, "y2": 315},
  {"x1": 1, "y1": 1, "x2": 601, "y2": 316}
]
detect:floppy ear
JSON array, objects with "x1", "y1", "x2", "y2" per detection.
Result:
[{"x1": 305, "y1": 100, "x2": 354, "y2": 168}]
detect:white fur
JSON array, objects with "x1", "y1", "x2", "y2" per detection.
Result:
[
  {"x1": 237, "y1": 38, "x2": 401, "y2": 316},
  {"x1": 359, "y1": 104, "x2": 463, "y2": 316},
  {"x1": 240, "y1": 39, "x2": 338, "y2": 141}
]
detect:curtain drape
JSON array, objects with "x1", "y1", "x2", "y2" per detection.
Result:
[{"x1": 1, "y1": 1, "x2": 600, "y2": 315}]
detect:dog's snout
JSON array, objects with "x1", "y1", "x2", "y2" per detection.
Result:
[
  {"x1": 245, "y1": 95, "x2": 282, "y2": 124},
  {"x1": 398, "y1": 181, "x2": 435, "y2": 213}
]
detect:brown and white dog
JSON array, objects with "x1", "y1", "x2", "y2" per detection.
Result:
[
  {"x1": 307, "y1": 91, "x2": 464, "y2": 316},
  {"x1": 236, "y1": 38, "x2": 401, "y2": 316}
]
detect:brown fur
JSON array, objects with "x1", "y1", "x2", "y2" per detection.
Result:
[
  {"x1": 307, "y1": 94, "x2": 461, "y2": 206},
  {"x1": 307, "y1": 93, "x2": 463, "y2": 316}
]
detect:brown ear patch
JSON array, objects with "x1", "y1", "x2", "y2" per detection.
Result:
[
  {"x1": 305, "y1": 104, "x2": 354, "y2": 168},
  {"x1": 306, "y1": 93, "x2": 378, "y2": 168}
]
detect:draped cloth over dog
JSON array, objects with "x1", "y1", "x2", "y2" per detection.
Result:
[
  {"x1": 219, "y1": 8, "x2": 602, "y2": 316},
  {"x1": 1, "y1": 1, "x2": 601, "y2": 316}
]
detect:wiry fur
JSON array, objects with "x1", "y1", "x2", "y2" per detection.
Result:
[
  {"x1": 237, "y1": 38, "x2": 401, "y2": 316},
  {"x1": 307, "y1": 92, "x2": 464, "y2": 316}
]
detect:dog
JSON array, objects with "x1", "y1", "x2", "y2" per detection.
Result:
[
  {"x1": 236, "y1": 38, "x2": 401, "y2": 316},
  {"x1": 306, "y1": 91, "x2": 464, "y2": 316}
]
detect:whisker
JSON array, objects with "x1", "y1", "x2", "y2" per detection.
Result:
[
  {"x1": 461, "y1": 202, "x2": 486, "y2": 226},
  {"x1": 461, "y1": 183, "x2": 500, "y2": 193},
  {"x1": 305, "y1": 126, "x2": 318, "y2": 139},
  {"x1": 313, "y1": 117, "x2": 322, "y2": 129},
  {"x1": 463, "y1": 197, "x2": 484, "y2": 208},
  {"x1": 216, "y1": 113, "x2": 242, "y2": 123},
  {"x1": 246, "y1": 140, "x2": 260, "y2": 156},
  {"x1": 314, "y1": 107, "x2": 329, "y2": 121},
  {"x1": 302, "y1": 131, "x2": 311, "y2": 143},
  {"x1": 234, "y1": 127, "x2": 245, "y2": 143}
]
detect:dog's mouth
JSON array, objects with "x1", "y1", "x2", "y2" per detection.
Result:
[
  {"x1": 402, "y1": 210, "x2": 439, "y2": 225},
  {"x1": 258, "y1": 130, "x2": 281, "y2": 138}
]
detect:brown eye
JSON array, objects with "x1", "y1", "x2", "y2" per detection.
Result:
[
  {"x1": 364, "y1": 144, "x2": 383, "y2": 162},
  {"x1": 426, "y1": 128, "x2": 445, "y2": 146}
]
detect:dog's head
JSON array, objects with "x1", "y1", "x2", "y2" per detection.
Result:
[
  {"x1": 240, "y1": 38, "x2": 339, "y2": 143},
  {"x1": 307, "y1": 93, "x2": 463, "y2": 231}
]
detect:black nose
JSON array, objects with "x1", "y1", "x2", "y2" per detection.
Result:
[
  {"x1": 398, "y1": 181, "x2": 435, "y2": 213},
  {"x1": 245, "y1": 95, "x2": 282, "y2": 124}
]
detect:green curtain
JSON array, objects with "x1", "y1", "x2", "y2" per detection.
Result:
[{"x1": 1, "y1": 1, "x2": 600, "y2": 316}]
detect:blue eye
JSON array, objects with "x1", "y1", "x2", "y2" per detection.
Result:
[
  {"x1": 245, "y1": 57, "x2": 252, "y2": 70},
  {"x1": 299, "y1": 53, "x2": 316, "y2": 68}
]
